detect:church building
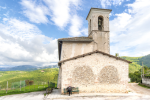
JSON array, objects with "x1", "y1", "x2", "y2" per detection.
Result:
[{"x1": 57, "y1": 8, "x2": 131, "y2": 94}]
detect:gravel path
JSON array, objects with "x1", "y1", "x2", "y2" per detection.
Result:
[{"x1": 128, "y1": 83, "x2": 150, "y2": 95}]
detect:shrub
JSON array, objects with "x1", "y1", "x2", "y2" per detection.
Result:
[
  {"x1": 25, "y1": 80, "x2": 34, "y2": 85},
  {"x1": 49, "y1": 82, "x2": 55, "y2": 88},
  {"x1": 29, "y1": 80, "x2": 34, "y2": 85}
]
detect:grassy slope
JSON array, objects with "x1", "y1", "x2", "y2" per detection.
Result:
[
  {"x1": 121, "y1": 56, "x2": 142, "y2": 73},
  {"x1": 0, "y1": 68, "x2": 59, "y2": 88}
]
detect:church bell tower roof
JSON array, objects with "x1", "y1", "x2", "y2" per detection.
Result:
[{"x1": 86, "y1": 8, "x2": 112, "y2": 20}]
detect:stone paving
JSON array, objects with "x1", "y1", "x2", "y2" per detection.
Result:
[
  {"x1": 0, "y1": 91, "x2": 45, "y2": 100},
  {"x1": 45, "y1": 89, "x2": 139, "y2": 100},
  {"x1": 0, "y1": 88, "x2": 150, "y2": 100},
  {"x1": 50, "y1": 96, "x2": 150, "y2": 100}
]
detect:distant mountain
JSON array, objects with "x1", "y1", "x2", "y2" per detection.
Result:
[{"x1": 0, "y1": 65, "x2": 58, "y2": 71}]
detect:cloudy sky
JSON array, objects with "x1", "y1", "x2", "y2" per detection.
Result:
[{"x1": 0, "y1": 0, "x2": 150, "y2": 67}]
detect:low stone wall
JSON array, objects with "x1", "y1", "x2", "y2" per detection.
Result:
[{"x1": 142, "y1": 77, "x2": 150, "y2": 86}]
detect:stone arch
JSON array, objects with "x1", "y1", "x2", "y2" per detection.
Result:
[
  {"x1": 72, "y1": 66, "x2": 95, "y2": 86},
  {"x1": 98, "y1": 66, "x2": 119, "y2": 84},
  {"x1": 98, "y1": 16, "x2": 104, "y2": 31}
]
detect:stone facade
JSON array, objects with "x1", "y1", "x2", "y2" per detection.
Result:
[
  {"x1": 59, "y1": 8, "x2": 111, "y2": 61},
  {"x1": 87, "y1": 11, "x2": 110, "y2": 33},
  {"x1": 61, "y1": 42, "x2": 93, "y2": 60},
  {"x1": 87, "y1": 9, "x2": 111, "y2": 53},
  {"x1": 59, "y1": 53, "x2": 129, "y2": 93},
  {"x1": 57, "y1": 8, "x2": 130, "y2": 94},
  {"x1": 89, "y1": 31, "x2": 110, "y2": 54}
]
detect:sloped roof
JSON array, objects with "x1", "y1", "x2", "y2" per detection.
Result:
[
  {"x1": 58, "y1": 37, "x2": 93, "y2": 60},
  {"x1": 58, "y1": 50, "x2": 132, "y2": 66},
  {"x1": 58, "y1": 37, "x2": 93, "y2": 42},
  {"x1": 86, "y1": 8, "x2": 112, "y2": 20}
]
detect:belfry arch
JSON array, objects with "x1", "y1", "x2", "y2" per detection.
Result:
[{"x1": 98, "y1": 16, "x2": 103, "y2": 31}]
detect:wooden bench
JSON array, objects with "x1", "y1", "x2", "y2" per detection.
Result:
[{"x1": 64, "y1": 87, "x2": 79, "y2": 95}]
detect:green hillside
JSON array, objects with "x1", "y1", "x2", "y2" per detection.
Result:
[
  {"x1": 122, "y1": 54, "x2": 150, "y2": 68},
  {"x1": 139, "y1": 54, "x2": 150, "y2": 67},
  {"x1": 121, "y1": 56, "x2": 142, "y2": 64},
  {"x1": 0, "y1": 68, "x2": 59, "y2": 88},
  {"x1": 121, "y1": 56, "x2": 142, "y2": 73},
  {"x1": 128, "y1": 62, "x2": 141, "y2": 73}
]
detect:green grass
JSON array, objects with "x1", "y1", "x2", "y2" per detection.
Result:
[
  {"x1": 138, "y1": 83, "x2": 150, "y2": 89},
  {"x1": 0, "y1": 84, "x2": 49, "y2": 96},
  {"x1": 0, "y1": 68, "x2": 58, "y2": 88},
  {"x1": 0, "y1": 68, "x2": 58, "y2": 96}
]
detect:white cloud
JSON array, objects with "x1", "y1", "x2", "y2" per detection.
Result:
[
  {"x1": 20, "y1": 0, "x2": 86, "y2": 37},
  {"x1": 0, "y1": 18, "x2": 58, "y2": 67},
  {"x1": 0, "y1": 6, "x2": 6, "y2": 9},
  {"x1": 20, "y1": 0, "x2": 50, "y2": 24},
  {"x1": 110, "y1": 0, "x2": 150, "y2": 57},
  {"x1": 44, "y1": 0, "x2": 80, "y2": 29},
  {"x1": 69, "y1": 15, "x2": 87, "y2": 37},
  {"x1": 20, "y1": 0, "x2": 81, "y2": 28},
  {"x1": 3, "y1": 18, "x2": 8, "y2": 22},
  {"x1": 100, "y1": 0, "x2": 124, "y2": 8}
]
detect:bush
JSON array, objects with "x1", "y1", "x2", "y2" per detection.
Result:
[
  {"x1": 29, "y1": 80, "x2": 34, "y2": 85},
  {"x1": 25, "y1": 80, "x2": 34, "y2": 86},
  {"x1": 49, "y1": 82, "x2": 55, "y2": 88},
  {"x1": 129, "y1": 70, "x2": 142, "y2": 83}
]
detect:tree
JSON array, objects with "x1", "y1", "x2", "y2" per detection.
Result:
[{"x1": 115, "y1": 53, "x2": 119, "y2": 57}]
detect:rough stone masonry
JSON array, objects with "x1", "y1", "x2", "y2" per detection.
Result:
[{"x1": 57, "y1": 8, "x2": 132, "y2": 94}]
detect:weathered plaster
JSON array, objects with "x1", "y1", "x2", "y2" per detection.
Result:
[
  {"x1": 60, "y1": 53, "x2": 129, "y2": 93},
  {"x1": 61, "y1": 42, "x2": 93, "y2": 60}
]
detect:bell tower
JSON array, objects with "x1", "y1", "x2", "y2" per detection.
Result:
[{"x1": 86, "y1": 8, "x2": 112, "y2": 54}]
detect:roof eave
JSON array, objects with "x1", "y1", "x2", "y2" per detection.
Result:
[
  {"x1": 58, "y1": 40, "x2": 62, "y2": 61},
  {"x1": 58, "y1": 50, "x2": 132, "y2": 65},
  {"x1": 86, "y1": 8, "x2": 112, "y2": 20},
  {"x1": 58, "y1": 40, "x2": 93, "y2": 42}
]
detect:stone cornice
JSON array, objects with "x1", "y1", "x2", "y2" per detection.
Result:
[{"x1": 88, "y1": 30, "x2": 110, "y2": 37}]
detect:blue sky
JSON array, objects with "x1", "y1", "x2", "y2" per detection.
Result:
[{"x1": 0, "y1": 0, "x2": 150, "y2": 67}]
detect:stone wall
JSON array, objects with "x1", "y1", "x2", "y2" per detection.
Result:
[
  {"x1": 60, "y1": 53, "x2": 129, "y2": 94},
  {"x1": 87, "y1": 12, "x2": 110, "y2": 34},
  {"x1": 87, "y1": 10, "x2": 110, "y2": 54},
  {"x1": 61, "y1": 42, "x2": 93, "y2": 60},
  {"x1": 89, "y1": 31, "x2": 110, "y2": 54},
  {"x1": 142, "y1": 77, "x2": 150, "y2": 86}
]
